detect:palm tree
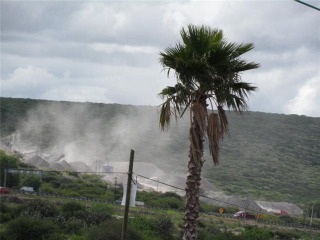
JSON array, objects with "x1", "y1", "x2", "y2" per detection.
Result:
[{"x1": 158, "y1": 25, "x2": 259, "y2": 240}]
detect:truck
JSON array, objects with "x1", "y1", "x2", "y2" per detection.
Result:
[
  {"x1": 233, "y1": 211, "x2": 256, "y2": 220},
  {"x1": 20, "y1": 186, "x2": 35, "y2": 194}
]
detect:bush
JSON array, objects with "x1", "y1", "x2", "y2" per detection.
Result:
[
  {"x1": 272, "y1": 230, "x2": 300, "y2": 239},
  {"x1": 238, "y1": 226, "x2": 272, "y2": 240},
  {"x1": 5, "y1": 216, "x2": 59, "y2": 240},
  {"x1": 85, "y1": 212, "x2": 111, "y2": 226},
  {"x1": 129, "y1": 216, "x2": 160, "y2": 240},
  {"x1": 21, "y1": 175, "x2": 41, "y2": 192},
  {"x1": 0, "y1": 151, "x2": 20, "y2": 188},
  {"x1": 197, "y1": 224, "x2": 221, "y2": 240},
  {"x1": 86, "y1": 219, "x2": 144, "y2": 240},
  {"x1": 279, "y1": 215, "x2": 294, "y2": 223},
  {"x1": 20, "y1": 199, "x2": 59, "y2": 218},
  {"x1": 154, "y1": 215, "x2": 174, "y2": 240},
  {"x1": 64, "y1": 217, "x2": 86, "y2": 234},
  {"x1": 61, "y1": 202, "x2": 85, "y2": 219},
  {"x1": 137, "y1": 191, "x2": 184, "y2": 210},
  {"x1": 0, "y1": 212, "x2": 13, "y2": 223},
  {"x1": 214, "y1": 232, "x2": 239, "y2": 240},
  {"x1": 82, "y1": 204, "x2": 113, "y2": 226},
  {"x1": 0, "y1": 202, "x2": 11, "y2": 222},
  {"x1": 47, "y1": 233, "x2": 68, "y2": 240}
]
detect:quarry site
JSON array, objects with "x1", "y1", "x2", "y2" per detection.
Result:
[{"x1": 0, "y1": 134, "x2": 303, "y2": 217}]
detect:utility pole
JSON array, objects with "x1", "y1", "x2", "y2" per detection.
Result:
[
  {"x1": 304, "y1": 207, "x2": 309, "y2": 226},
  {"x1": 4, "y1": 169, "x2": 7, "y2": 187},
  {"x1": 121, "y1": 149, "x2": 134, "y2": 240},
  {"x1": 310, "y1": 202, "x2": 315, "y2": 226},
  {"x1": 114, "y1": 177, "x2": 117, "y2": 202}
]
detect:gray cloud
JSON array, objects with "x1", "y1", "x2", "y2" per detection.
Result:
[{"x1": 1, "y1": 0, "x2": 319, "y2": 116}]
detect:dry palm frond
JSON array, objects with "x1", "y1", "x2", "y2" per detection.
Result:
[
  {"x1": 159, "y1": 100, "x2": 172, "y2": 131},
  {"x1": 189, "y1": 123, "x2": 203, "y2": 165},
  {"x1": 191, "y1": 102, "x2": 207, "y2": 136},
  {"x1": 207, "y1": 113, "x2": 220, "y2": 165},
  {"x1": 217, "y1": 106, "x2": 228, "y2": 139}
]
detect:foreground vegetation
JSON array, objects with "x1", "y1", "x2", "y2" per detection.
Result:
[
  {"x1": 3, "y1": 196, "x2": 319, "y2": 240},
  {"x1": 1, "y1": 151, "x2": 319, "y2": 239}
]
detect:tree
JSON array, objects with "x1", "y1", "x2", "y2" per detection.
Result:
[
  {"x1": 22, "y1": 174, "x2": 41, "y2": 192},
  {"x1": 0, "y1": 150, "x2": 20, "y2": 187},
  {"x1": 158, "y1": 25, "x2": 259, "y2": 240}
]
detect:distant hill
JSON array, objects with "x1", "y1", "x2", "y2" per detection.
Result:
[{"x1": 0, "y1": 97, "x2": 319, "y2": 205}]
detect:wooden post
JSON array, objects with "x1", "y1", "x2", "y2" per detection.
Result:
[
  {"x1": 121, "y1": 149, "x2": 134, "y2": 240},
  {"x1": 4, "y1": 169, "x2": 7, "y2": 187}
]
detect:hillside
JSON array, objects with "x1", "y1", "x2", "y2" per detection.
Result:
[{"x1": 0, "y1": 97, "x2": 319, "y2": 205}]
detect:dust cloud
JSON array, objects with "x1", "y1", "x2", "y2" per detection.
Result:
[{"x1": 12, "y1": 102, "x2": 189, "y2": 172}]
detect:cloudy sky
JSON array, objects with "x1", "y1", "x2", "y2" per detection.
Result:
[{"x1": 1, "y1": 0, "x2": 319, "y2": 117}]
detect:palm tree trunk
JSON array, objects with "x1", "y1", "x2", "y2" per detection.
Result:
[{"x1": 183, "y1": 119, "x2": 204, "y2": 240}]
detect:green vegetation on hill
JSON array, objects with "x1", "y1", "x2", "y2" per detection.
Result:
[
  {"x1": 0, "y1": 97, "x2": 319, "y2": 205},
  {"x1": 203, "y1": 112, "x2": 320, "y2": 203}
]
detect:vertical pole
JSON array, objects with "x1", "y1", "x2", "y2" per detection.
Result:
[
  {"x1": 114, "y1": 177, "x2": 117, "y2": 202},
  {"x1": 304, "y1": 208, "x2": 309, "y2": 226},
  {"x1": 4, "y1": 169, "x2": 7, "y2": 188},
  {"x1": 310, "y1": 202, "x2": 315, "y2": 226},
  {"x1": 121, "y1": 149, "x2": 134, "y2": 240}
]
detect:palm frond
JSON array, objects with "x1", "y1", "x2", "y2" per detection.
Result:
[
  {"x1": 191, "y1": 102, "x2": 207, "y2": 135},
  {"x1": 207, "y1": 113, "x2": 220, "y2": 165},
  {"x1": 230, "y1": 42, "x2": 255, "y2": 58},
  {"x1": 159, "y1": 100, "x2": 172, "y2": 131},
  {"x1": 189, "y1": 122, "x2": 204, "y2": 164},
  {"x1": 217, "y1": 106, "x2": 228, "y2": 138},
  {"x1": 225, "y1": 94, "x2": 248, "y2": 112},
  {"x1": 234, "y1": 60, "x2": 260, "y2": 72}
]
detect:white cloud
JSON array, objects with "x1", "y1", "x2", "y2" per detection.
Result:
[
  {"x1": 68, "y1": 3, "x2": 128, "y2": 39},
  {"x1": 0, "y1": 66, "x2": 57, "y2": 97},
  {"x1": 284, "y1": 77, "x2": 320, "y2": 117},
  {"x1": 90, "y1": 43, "x2": 159, "y2": 54},
  {"x1": 41, "y1": 86, "x2": 112, "y2": 103}
]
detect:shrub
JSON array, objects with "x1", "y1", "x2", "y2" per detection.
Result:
[
  {"x1": 5, "y1": 216, "x2": 59, "y2": 240},
  {"x1": 84, "y1": 208, "x2": 112, "y2": 226},
  {"x1": 238, "y1": 226, "x2": 272, "y2": 240},
  {"x1": 47, "y1": 233, "x2": 68, "y2": 240},
  {"x1": 197, "y1": 224, "x2": 221, "y2": 240},
  {"x1": 0, "y1": 151, "x2": 20, "y2": 188},
  {"x1": 84, "y1": 204, "x2": 113, "y2": 225},
  {"x1": 21, "y1": 175, "x2": 41, "y2": 192},
  {"x1": 20, "y1": 199, "x2": 59, "y2": 218},
  {"x1": 0, "y1": 202, "x2": 13, "y2": 223},
  {"x1": 129, "y1": 216, "x2": 160, "y2": 239},
  {"x1": 61, "y1": 202, "x2": 85, "y2": 219},
  {"x1": 272, "y1": 230, "x2": 300, "y2": 239},
  {"x1": 86, "y1": 219, "x2": 144, "y2": 240},
  {"x1": 154, "y1": 215, "x2": 174, "y2": 240},
  {"x1": 0, "y1": 201, "x2": 9, "y2": 213},
  {"x1": 0, "y1": 212, "x2": 13, "y2": 223},
  {"x1": 161, "y1": 192, "x2": 182, "y2": 200},
  {"x1": 214, "y1": 232, "x2": 239, "y2": 240},
  {"x1": 64, "y1": 217, "x2": 86, "y2": 234},
  {"x1": 279, "y1": 215, "x2": 294, "y2": 223}
]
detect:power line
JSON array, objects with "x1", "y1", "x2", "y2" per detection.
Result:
[
  {"x1": 5, "y1": 168, "x2": 127, "y2": 175},
  {"x1": 136, "y1": 173, "x2": 249, "y2": 210},
  {"x1": 134, "y1": 172, "x2": 301, "y2": 219},
  {"x1": 5, "y1": 167, "x2": 309, "y2": 219},
  {"x1": 294, "y1": 0, "x2": 320, "y2": 11}
]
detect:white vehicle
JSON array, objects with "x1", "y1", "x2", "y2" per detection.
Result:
[{"x1": 20, "y1": 186, "x2": 35, "y2": 194}]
